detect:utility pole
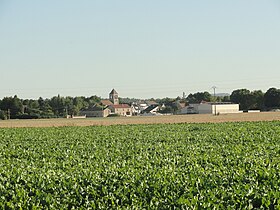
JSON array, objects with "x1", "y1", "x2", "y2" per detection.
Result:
[{"x1": 212, "y1": 86, "x2": 217, "y2": 115}]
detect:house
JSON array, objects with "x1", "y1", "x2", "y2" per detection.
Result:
[
  {"x1": 131, "y1": 102, "x2": 141, "y2": 116},
  {"x1": 141, "y1": 104, "x2": 162, "y2": 116},
  {"x1": 80, "y1": 106, "x2": 111, "y2": 118},
  {"x1": 109, "y1": 104, "x2": 132, "y2": 116},
  {"x1": 139, "y1": 102, "x2": 149, "y2": 112},
  {"x1": 131, "y1": 101, "x2": 153, "y2": 116}
]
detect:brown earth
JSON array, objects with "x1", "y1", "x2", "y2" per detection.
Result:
[{"x1": 0, "y1": 112, "x2": 280, "y2": 128}]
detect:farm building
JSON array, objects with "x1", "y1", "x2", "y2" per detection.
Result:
[
  {"x1": 181, "y1": 102, "x2": 239, "y2": 115},
  {"x1": 198, "y1": 102, "x2": 240, "y2": 114},
  {"x1": 109, "y1": 104, "x2": 132, "y2": 117},
  {"x1": 80, "y1": 106, "x2": 111, "y2": 118}
]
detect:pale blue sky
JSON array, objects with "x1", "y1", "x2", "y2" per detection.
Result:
[{"x1": 0, "y1": 0, "x2": 279, "y2": 99}]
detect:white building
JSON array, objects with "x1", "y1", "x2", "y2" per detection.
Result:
[
  {"x1": 181, "y1": 102, "x2": 239, "y2": 115},
  {"x1": 198, "y1": 102, "x2": 239, "y2": 114}
]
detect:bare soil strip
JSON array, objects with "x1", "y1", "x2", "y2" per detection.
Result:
[{"x1": 0, "y1": 112, "x2": 279, "y2": 128}]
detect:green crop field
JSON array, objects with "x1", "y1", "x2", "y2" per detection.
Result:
[{"x1": 0, "y1": 122, "x2": 280, "y2": 209}]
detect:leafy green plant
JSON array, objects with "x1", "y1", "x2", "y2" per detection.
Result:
[{"x1": 0, "y1": 122, "x2": 279, "y2": 209}]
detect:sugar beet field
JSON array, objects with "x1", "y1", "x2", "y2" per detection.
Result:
[{"x1": 0, "y1": 122, "x2": 280, "y2": 209}]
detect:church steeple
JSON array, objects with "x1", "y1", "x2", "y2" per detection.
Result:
[{"x1": 109, "y1": 89, "x2": 119, "y2": 105}]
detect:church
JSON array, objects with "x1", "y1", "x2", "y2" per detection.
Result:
[
  {"x1": 80, "y1": 89, "x2": 132, "y2": 118},
  {"x1": 107, "y1": 89, "x2": 132, "y2": 117}
]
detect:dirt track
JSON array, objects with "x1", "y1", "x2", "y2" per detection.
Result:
[{"x1": 0, "y1": 112, "x2": 280, "y2": 128}]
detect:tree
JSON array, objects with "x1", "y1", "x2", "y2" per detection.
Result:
[
  {"x1": 230, "y1": 89, "x2": 252, "y2": 110},
  {"x1": 221, "y1": 95, "x2": 231, "y2": 102},
  {"x1": 0, "y1": 110, "x2": 7, "y2": 120},
  {"x1": 73, "y1": 97, "x2": 88, "y2": 115},
  {"x1": 156, "y1": 97, "x2": 174, "y2": 105},
  {"x1": 187, "y1": 92, "x2": 211, "y2": 103},
  {"x1": 19, "y1": 99, "x2": 41, "y2": 119},
  {"x1": 0, "y1": 96, "x2": 23, "y2": 119},
  {"x1": 230, "y1": 89, "x2": 265, "y2": 110},
  {"x1": 36, "y1": 98, "x2": 55, "y2": 118},
  {"x1": 264, "y1": 88, "x2": 280, "y2": 109},
  {"x1": 85, "y1": 95, "x2": 101, "y2": 108},
  {"x1": 250, "y1": 90, "x2": 264, "y2": 110},
  {"x1": 49, "y1": 95, "x2": 66, "y2": 117}
]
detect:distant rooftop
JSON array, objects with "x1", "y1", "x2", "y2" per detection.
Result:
[
  {"x1": 200, "y1": 102, "x2": 236, "y2": 105},
  {"x1": 110, "y1": 104, "x2": 131, "y2": 109},
  {"x1": 101, "y1": 99, "x2": 113, "y2": 106},
  {"x1": 81, "y1": 106, "x2": 106, "y2": 112},
  {"x1": 143, "y1": 104, "x2": 159, "y2": 113}
]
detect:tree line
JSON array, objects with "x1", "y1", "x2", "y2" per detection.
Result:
[
  {"x1": 0, "y1": 87, "x2": 279, "y2": 120},
  {"x1": 185, "y1": 87, "x2": 280, "y2": 111},
  {"x1": 0, "y1": 95, "x2": 101, "y2": 120},
  {"x1": 154, "y1": 87, "x2": 279, "y2": 114}
]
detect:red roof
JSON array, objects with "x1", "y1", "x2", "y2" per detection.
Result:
[{"x1": 110, "y1": 104, "x2": 131, "y2": 109}]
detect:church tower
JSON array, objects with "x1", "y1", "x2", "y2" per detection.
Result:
[{"x1": 109, "y1": 89, "x2": 119, "y2": 105}]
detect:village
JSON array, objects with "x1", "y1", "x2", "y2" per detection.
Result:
[{"x1": 75, "y1": 89, "x2": 241, "y2": 118}]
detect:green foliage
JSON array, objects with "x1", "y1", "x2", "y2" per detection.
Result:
[
  {"x1": 0, "y1": 109, "x2": 7, "y2": 120},
  {"x1": 250, "y1": 90, "x2": 265, "y2": 110},
  {"x1": 0, "y1": 95, "x2": 102, "y2": 119},
  {"x1": 0, "y1": 122, "x2": 280, "y2": 209},
  {"x1": 187, "y1": 92, "x2": 211, "y2": 103},
  {"x1": 0, "y1": 95, "x2": 23, "y2": 119},
  {"x1": 264, "y1": 87, "x2": 280, "y2": 109},
  {"x1": 230, "y1": 89, "x2": 265, "y2": 111},
  {"x1": 230, "y1": 89, "x2": 252, "y2": 110},
  {"x1": 155, "y1": 97, "x2": 175, "y2": 105}
]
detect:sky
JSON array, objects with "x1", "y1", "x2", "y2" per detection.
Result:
[{"x1": 0, "y1": 0, "x2": 280, "y2": 99}]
